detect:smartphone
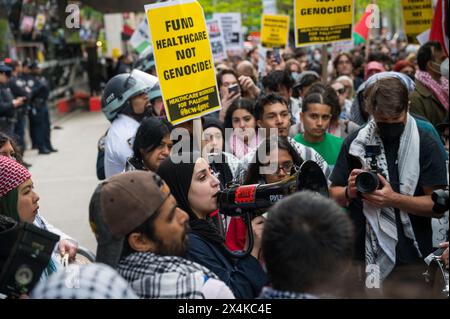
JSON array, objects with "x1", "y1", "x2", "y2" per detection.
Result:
[
  {"x1": 273, "y1": 47, "x2": 281, "y2": 64},
  {"x1": 228, "y1": 83, "x2": 240, "y2": 95}
]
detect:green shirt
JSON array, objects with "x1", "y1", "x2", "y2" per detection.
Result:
[{"x1": 294, "y1": 132, "x2": 344, "y2": 167}]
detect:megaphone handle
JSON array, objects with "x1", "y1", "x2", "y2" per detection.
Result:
[
  {"x1": 221, "y1": 211, "x2": 254, "y2": 259},
  {"x1": 244, "y1": 211, "x2": 254, "y2": 257}
]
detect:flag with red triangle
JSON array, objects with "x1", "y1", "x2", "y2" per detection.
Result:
[
  {"x1": 429, "y1": 0, "x2": 449, "y2": 56},
  {"x1": 353, "y1": 10, "x2": 371, "y2": 45}
]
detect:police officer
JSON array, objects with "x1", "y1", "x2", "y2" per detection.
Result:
[
  {"x1": 102, "y1": 70, "x2": 153, "y2": 178},
  {"x1": 0, "y1": 64, "x2": 25, "y2": 136},
  {"x1": 23, "y1": 60, "x2": 56, "y2": 154},
  {"x1": 5, "y1": 60, "x2": 29, "y2": 151}
]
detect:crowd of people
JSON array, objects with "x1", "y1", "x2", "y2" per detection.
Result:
[{"x1": 0, "y1": 36, "x2": 449, "y2": 299}]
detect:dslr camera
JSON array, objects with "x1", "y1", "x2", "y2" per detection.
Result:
[{"x1": 355, "y1": 144, "x2": 382, "y2": 193}]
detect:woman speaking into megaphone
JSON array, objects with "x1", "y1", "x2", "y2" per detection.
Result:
[
  {"x1": 225, "y1": 137, "x2": 305, "y2": 251},
  {"x1": 157, "y1": 152, "x2": 268, "y2": 299}
]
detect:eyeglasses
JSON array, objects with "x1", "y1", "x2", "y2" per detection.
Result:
[{"x1": 262, "y1": 161, "x2": 296, "y2": 175}]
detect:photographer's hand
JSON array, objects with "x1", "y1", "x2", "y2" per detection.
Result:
[
  {"x1": 219, "y1": 90, "x2": 241, "y2": 121},
  {"x1": 347, "y1": 169, "x2": 364, "y2": 199},
  {"x1": 59, "y1": 239, "x2": 78, "y2": 262},
  {"x1": 238, "y1": 75, "x2": 260, "y2": 99},
  {"x1": 362, "y1": 174, "x2": 397, "y2": 209}
]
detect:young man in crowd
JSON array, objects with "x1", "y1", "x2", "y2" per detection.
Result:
[
  {"x1": 260, "y1": 191, "x2": 355, "y2": 299},
  {"x1": 329, "y1": 77, "x2": 447, "y2": 294},
  {"x1": 235, "y1": 93, "x2": 330, "y2": 182}
]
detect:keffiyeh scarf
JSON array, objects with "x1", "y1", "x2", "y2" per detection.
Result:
[
  {"x1": 415, "y1": 70, "x2": 449, "y2": 110},
  {"x1": 349, "y1": 114, "x2": 422, "y2": 281},
  {"x1": 117, "y1": 252, "x2": 219, "y2": 299}
]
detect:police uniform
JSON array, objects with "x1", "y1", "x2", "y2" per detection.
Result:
[
  {"x1": 9, "y1": 73, "x2": 29, "y2": 149},
  {"x1": 26, "y1": 67, "x2": 55, "y2": 154},
  {"x1": 0, "y1": 64, "x2": 16, "y2": 135}
]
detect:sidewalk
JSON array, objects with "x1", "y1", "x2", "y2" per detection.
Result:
[{"x1": 24, "y1": 109, "x2": 109, "y2": 253}]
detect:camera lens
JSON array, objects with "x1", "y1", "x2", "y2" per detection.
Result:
[{"x1": 355, "y1": 171, "x2": 379, "y2": 193}]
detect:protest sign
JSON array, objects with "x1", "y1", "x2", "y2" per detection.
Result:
[
  {"x1": 401, "y1": 0, "x2": 433, "y2": 44},
  {"x1": 212, "y1": 13, "x2": 243, "y2": 51},
  {"x1": 294, "y1": 0, "x2": 354, "y2": 47},
  {"x1": 261, "y1": 14, "x2": 290, "y2": 48},
  {"x1": 145, "y1": 0, "x2": 221, "y2": 125},
  {"x1": 206, "y1": 19, "x2": 227, "y2": 62}
]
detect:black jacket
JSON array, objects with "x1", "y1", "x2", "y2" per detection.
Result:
[{"x1": 0, "y1": 83, "x2": 15, "y2": 119}]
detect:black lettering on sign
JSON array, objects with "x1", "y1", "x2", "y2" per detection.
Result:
[
  {"x1": 165, "y1": 17, "x2": 194, "y2": 32},
  {"x1": 176, "y1": 47, "x2": 197, "y2": 60}
]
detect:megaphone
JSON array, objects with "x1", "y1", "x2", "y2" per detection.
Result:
[
  {"x1": 218, "y1": 160, "x2": 329, "y2": 217},
  {"x1": 0, "y1": 215, "x2": 59, "y2": 298}
]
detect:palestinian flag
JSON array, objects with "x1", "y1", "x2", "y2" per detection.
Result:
[
  {"x1": 353, "y1": 10, "x2": 371, "y2": 45},
  {"x1": 429, "y1": 0, "x2": 448, "y2": 56}
]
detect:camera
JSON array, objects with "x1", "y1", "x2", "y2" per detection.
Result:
[
  {"x1": 228, "y1": 83, "x2": 240, "y2": 95},
  {"x1": 355, "y1": 144, "x2": 382, "y2": 193},
  {"x1": 0, "y1": 215, "x2": 59, "y2": 298},
  {"x1": 432, "y1": 188, "x2": 449, "y2": 215}
]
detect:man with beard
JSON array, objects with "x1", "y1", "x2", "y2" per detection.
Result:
[
  {"x1": 329, "y1": 77, "x2": 447, "y2": 297},
  {"x1": 89, "y1": 170, "x2": 234, "y2": 299}
]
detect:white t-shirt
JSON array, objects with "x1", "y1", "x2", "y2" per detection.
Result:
[{"x1": 104, "y1": 114, "x2": 140, "y2": 178}]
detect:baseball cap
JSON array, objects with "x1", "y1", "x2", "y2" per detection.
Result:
[{"x1": 89, "y1": 171, "x2": 171, "y2": 268}]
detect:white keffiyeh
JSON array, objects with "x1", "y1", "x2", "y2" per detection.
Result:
[{"x1": 349, "y1": 113, "x2": 422, "y2": 281}]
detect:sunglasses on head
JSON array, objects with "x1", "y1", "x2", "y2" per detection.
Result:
[{"x1": 335, "y1": 88, "x2": 346, "y2": 95}]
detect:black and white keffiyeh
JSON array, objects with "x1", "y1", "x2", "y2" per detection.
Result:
[
  {"x1": 258, "y1": 287, "x2": 318, "y2": 299},
  {"x1": 235, "y1": 136, "x2": 331, "y2": 183},
  {"x1": 31, "y1": 263, "x2": 138, "y2": 299},
  {"x1": 117, "y1": 252, "x2": 219, "y2": 299},
  {"x1": 349, "y1": 113, "x2": 422, "y2": 281}
]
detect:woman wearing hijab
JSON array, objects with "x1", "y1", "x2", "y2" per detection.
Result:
[
  {"x1": 202, "y1": 117, "x2": 239, "y2": 188},
  {"x1": 0, "y1": 156, "x2": 77, "y2": 278},
  {"x1": 157, "y1": 153, "x2": 267, "y2": 299}
]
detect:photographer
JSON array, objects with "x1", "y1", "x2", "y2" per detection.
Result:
[{"x1": 329, "y1": 77, "x2": 448, "y2": 290}]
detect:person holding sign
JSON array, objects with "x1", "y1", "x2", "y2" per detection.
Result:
[{"x1": 145, "y1": 0, "x2": 221, "y2": 125}]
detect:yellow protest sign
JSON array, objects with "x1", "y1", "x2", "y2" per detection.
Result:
[
  {"x1": 294, "y1": 0, "x2": 353, "y2": 47},
  {"x1": 145, "y1": 0, "x2": 221, "y2": 125},
  {"x1": 401, "y1": 0, "x2": 433, "y2": 44},
  {"x1": 261, "y1": 14, "x2": 290, "y2": 48}
]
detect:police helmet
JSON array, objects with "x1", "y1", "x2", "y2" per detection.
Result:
[
  {"x1": 101, "y1": 72, "x2": 149, "y2": 122},
  {"x1": 131, "y1": 69, "x2": 161, "y2": 101},
  {"x1": 134, "y1": 51, "x2": 155, "y2": 73},
  {"x1": 148, "y1": 82, "x2": 162, "y2": 101}
]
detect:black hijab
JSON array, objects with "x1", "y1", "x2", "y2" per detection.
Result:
[{"x1": 157, "y1": 152, "x2": 224, "y2": 245}]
